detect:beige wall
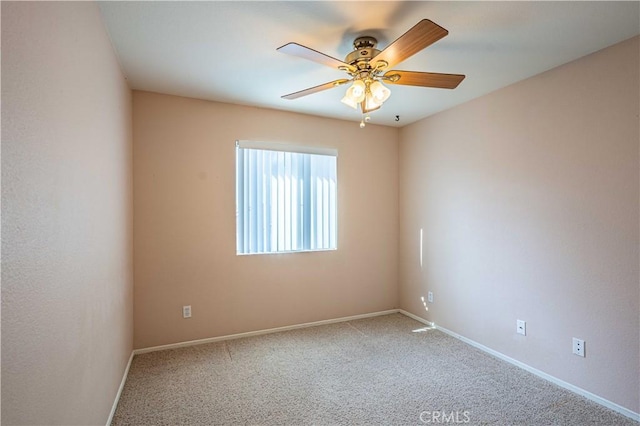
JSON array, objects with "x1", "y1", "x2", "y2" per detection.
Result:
[
  {"x1": 399, "y1": 36, "x2": 639, "y2": 413},
  {"x1": 1, "y1": 2, "x2": 133, "y2": 425},
  {"x1": 133, "y1": 92, "x2": 399, "y2": 349}
]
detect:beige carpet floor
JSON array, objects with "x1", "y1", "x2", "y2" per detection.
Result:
[{"x1": 113, "y1": 313, "x2": 637, "y2": 425}]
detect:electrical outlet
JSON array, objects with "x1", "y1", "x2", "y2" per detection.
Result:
[
  {"x1": 427, "y1": 291, "x2": 434, "y2": 303},
  {"x1": 572, "y1": 338, "x2": 585, "y2": 357},
  {"x1": 183, "y1": 305, "x2": 192, "y2": 318},
  {"x1": 517, "y1": 320, "x2": 526, "y2": 336}
]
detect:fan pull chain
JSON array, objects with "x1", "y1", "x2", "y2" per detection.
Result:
[{"x1": 360, "y1": 114, "x2": 371, "y2": 129}]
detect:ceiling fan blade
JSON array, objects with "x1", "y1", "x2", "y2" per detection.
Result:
[
  {"x1": 371, "y1": 20, "x2": 448, "y2": 70},
  {"x1": 277, "y1": 43, "x2": 356, "y2": 73},
  {"x1": 282, "y1": 79, "x2": 350, "y2": 100},
  {"x1": 384, "y1": 71, "x2": 465, "y2": 89}
]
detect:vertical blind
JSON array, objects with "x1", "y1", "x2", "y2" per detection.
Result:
[{"x1": 235, "y1": 141, "x2": 337, "y2": 254}]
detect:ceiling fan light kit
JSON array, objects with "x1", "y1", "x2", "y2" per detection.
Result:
[{"x1": 277, "y1": 19, "x2": 466, "y2": 127}]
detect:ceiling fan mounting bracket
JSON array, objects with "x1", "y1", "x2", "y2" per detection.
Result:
[{"x1": 383, "y1": 73, "x2": 401, "y2": 83}]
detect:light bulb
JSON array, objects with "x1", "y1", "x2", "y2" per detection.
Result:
[
  {"x1": 359, "y1": 120, "x2": 365, "y2": 128},
  {"x1": 350, "y1": 80, "x2": 366, "y2": 100},
  {"x1": 344, "y1": 80, "x2": 366, "y2": 104},
  {"x1": 365, "y1": 115, "x2": 371, "y2": 122}
]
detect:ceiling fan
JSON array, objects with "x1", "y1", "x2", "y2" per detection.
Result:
[{"x1": 277, "y1": 19, "x2": 465, "y2": 127}]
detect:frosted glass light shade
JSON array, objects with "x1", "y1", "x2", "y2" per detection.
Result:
[
  {"x1": 364, "y1": 95, "x2": 382, "y2": 112},
  {"x1": 341, "y1": 80, "x2": 366, "y2": 109},
  {"x1": 341, "y1": 95, "x2": 358, "y2": 109},
  {"x1": 370, "y1": 81, "x2": 391, "y2": 103},
  {"x1": 349, "y1": 80, "x2": 366, "y2": 101}
]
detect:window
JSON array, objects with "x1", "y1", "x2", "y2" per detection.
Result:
[{"x1": 235, "y1": 140, "x2": 338, "y2": 255}]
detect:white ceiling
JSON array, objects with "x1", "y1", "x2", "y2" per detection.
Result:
[{"x1": 98, "y1": 1, "x2": 639, "y2": 127}]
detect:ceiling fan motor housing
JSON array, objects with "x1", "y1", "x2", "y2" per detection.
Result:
[{"x1": 345, "y1": 36, "x2": 381, "y2": 70}]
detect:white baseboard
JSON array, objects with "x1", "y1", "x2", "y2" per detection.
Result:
[
  {"x1": 134, "y1": 309, "x2": 400, "y2": 355},
  {"x1": 399, "y1": 309, "x2": 434, "y2": 326},
  {"x1": 397, "y1": 309, "x2": 640, "y2": 422},
  {"x1": 106, "y1": 350, "x2": 134, "y2": 426}
]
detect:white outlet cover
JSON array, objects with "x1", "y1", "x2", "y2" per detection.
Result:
[
  {"x1": 427, "y1": 292, "x2": 434, "y2": 303},
  {"x1": 517, "y1": 320, "x2": 526, "y2": 336},
  {"x1": 183, "y1": 305, "x2": 192, "y2": 318},
  {"x1": 572, "y1": 338, "x2": 585, "y2": 357}
]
